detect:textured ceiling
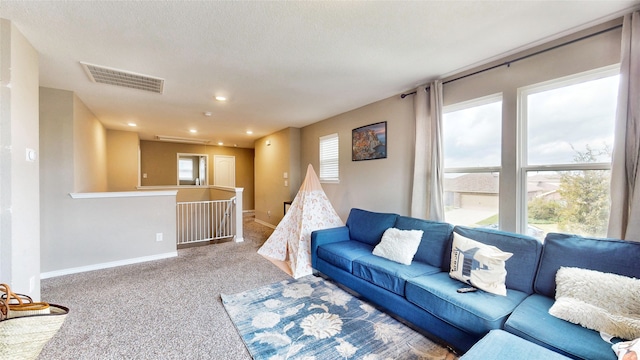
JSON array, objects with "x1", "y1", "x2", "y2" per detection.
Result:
[{"x1": 2, "y1": 1, "x2": 639, "y2": 148}]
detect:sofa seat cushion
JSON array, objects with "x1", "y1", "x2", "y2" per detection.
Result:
[
  {"x1": 352, "y1": 254, "x2": 441, "y2": 296},
  {"x1": 504, "y1": 294, "x2": 617, "y2": 360},
  {"x1": 405, "y1": 272, "x2": 528, "y2": 336},
  {"x1": 316, "y1": 240, "x2": 374, "y2": 273},
  {"x1": 460, "y1": 330, "x2": 571, "y2": 360}
]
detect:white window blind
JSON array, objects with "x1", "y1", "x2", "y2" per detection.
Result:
[
  {"x1": 178, "y1": 158, "x2": 195, "y2": 180},
  {"x1": 319, "y1": 133, "x2": 339, "y2": 183}
]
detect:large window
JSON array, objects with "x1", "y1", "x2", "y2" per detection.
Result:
[
  {"x1": 443, "y1": 95, "x2": 502, "y2": 227},
  {"x1": 319, "y1": 133, "x2": 339, "y2": 183},
  {"x1": 520, "y1": 67, "x2": 619, "y2": 239}
]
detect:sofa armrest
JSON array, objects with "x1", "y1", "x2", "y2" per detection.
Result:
[{"x1": 311, "y1": 226, "x2": 350, "y2": 268}]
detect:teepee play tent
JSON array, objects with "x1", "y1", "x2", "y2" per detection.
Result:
[{"x1": 258, "y1": 164, "x2": 344, "y2": 278}]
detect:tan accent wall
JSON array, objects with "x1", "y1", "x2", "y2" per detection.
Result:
[
  {"x1": 107, "y1": 130, "x2": 140, "y2": 191},
  {"x1": 254, "y1": 127, "x2": 301, "y2": 226},
  {"x1": 139, "y1": 140, "x2": 255, "y2": 210},
  {"x1": 73, "y1": 94, "x2": 107, "y2": 192},
  {"x1": 0, "y1": 20, "x2": 41, "y2": 298}
]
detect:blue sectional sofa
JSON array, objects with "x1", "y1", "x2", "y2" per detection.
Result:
[{"x1": 310, "y1": 208, "x2": 640, "y2": 359}]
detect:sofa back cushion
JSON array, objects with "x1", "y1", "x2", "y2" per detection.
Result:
[
  {"x1": 345, "y1": 208, "x2": 398, "y2": 246},
  {"x1": 394, "y1": 216, "x2": 453, "y2": 268},
  {"x1": 447, "y1": 226, "x2": 543, "y2": 294},
  {"x1": 535, "y1": 233, "x2": 640, "y2": 298}
]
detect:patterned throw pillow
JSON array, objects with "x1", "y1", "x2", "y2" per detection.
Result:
[
  {"x1": 372, "y1": 228, "x2": 424, "y2": 265},
  {"x1": 449, "y1": 232, "x2": 513, "y2": 296}
]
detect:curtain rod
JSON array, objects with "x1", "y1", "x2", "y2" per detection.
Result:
[{"x1": 400, "y1": 23, "x2": 623, "y2": 98}]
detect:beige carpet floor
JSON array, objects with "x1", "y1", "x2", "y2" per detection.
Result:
[
  {"x1": 38, "y1": 214, "x2": 290, "y2": 359},
  {"x1": 37, "y1": 214, "x2": 458, "y2": 359}
]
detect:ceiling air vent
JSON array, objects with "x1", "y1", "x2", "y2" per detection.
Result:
[{"x1": 80, "y1": 62, "x2": 164, "y2": 94}]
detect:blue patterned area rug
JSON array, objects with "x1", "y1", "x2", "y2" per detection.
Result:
[{"x1": 221, "y1": 275, "x2": 457, "y2": 360}]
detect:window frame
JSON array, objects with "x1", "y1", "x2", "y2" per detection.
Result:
[
  {"x1": 442, "y1": 93, "x2": 503, "y2": 227},
  {"x1": 517, "y1": 65, "x2": 618, "y2": 235}
]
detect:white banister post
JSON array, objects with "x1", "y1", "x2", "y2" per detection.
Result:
[{"x1": 234, "y1": 187, "x2": 244, "y2": 242}]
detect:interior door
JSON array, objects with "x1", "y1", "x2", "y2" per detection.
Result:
[{"x1": 214, "y1": 155, "x2": 235, "y2": 187}]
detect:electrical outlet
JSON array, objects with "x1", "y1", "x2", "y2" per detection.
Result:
[
  {"x1": 156, "y1": 233, "x2": 163, "y2": 242},
  {"x1": 267, "y1": 210, "x2": 271, "y2": 218}
]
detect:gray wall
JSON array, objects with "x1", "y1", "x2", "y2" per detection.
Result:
[
  {"x1": 0, "y1": 20, "x2": 41, "y2": 299},
  {"x1": 299, "y1": 19, "x2": 623, "y2": 227},
  {"x1": 40, "y1": 88, "x2": 176, "y2": 275},
  {"x1": 301, "y1": 94, "x2": 415, "y2": 220},
  {"x1": 42, "y1": 192, "x2": 176, "y2": 277}
]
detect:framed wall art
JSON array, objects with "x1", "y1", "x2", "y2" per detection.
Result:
[{"x1": 352, "y1": 121, "x2": 387, "y2": 161}]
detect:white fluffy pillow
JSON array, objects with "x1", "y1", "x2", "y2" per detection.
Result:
[
  {"x1": 549, "y1": 267, "x2": 640, "y2": 340},
  {"x1": 449, "y1": 233, "x2": 513, "y2": 296},
  {"x1": 372, "y1": 228, "x2": 423, "y2": 265}
]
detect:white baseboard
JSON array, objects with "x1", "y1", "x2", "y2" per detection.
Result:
[
  {"x1": 40, "y1": 252, "x2": 178, "y2": 279},
  {"x1": 254, "y1": 218, "x2": 276, "y2": 229}
]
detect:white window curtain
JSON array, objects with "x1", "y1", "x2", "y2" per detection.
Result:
[
  {"x1": 608, "y1": 11, "x2": 640, "y2": 241},
  {"x1": 411, "y1": 81, "x2": 444, "y2": 221}
]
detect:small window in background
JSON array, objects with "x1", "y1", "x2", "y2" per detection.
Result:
[
  {"x1": 177, "y1": 154, "x2": 207, "y2": 185},
  {"x1": 319, "y1": 133, "x2": 339, "y2": 183},
  {"x1": 442, "y1": 95, "x2": 502, "y2": 228},
  {"x1": 178, "y1": 158, "x2": 194, "y2": 181}
]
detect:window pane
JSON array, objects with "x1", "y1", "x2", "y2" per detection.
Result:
[
  {"x1": 526, "y1": 170, "x2": 610, "y2": 240},
  {"x1": 179, "y1": 159, "x2": 194, "y2": 180},
  {"x1": 443, "y1": 100, "x2": 501, "y2": 168},
  {"x1": 444, "y1": 172, "x2": 499, "y2": 227},
  {"x1": 527, "y1": 75, "x2": 618, "y2": 165},
  {"x1": 320, "y1": 133, "x2": 339, "y2": 182}
]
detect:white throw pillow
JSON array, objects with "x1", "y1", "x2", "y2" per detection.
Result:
[
  {"x1": 549, "y1": 267, "x2": 640, "y2": 340},
  {"x1": 372, "y1": 228, "x2": 423, "y2": 265},
  {"x1": 612, "y1": 337, "x2": 640, "y2": 360},
  {"x1": 449, "y1": 232, "x2": 513, "y2": 296}
]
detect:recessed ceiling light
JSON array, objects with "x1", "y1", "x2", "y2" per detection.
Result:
[
  {"x1": 128, "y1": 123, "x2": 137, "y2": 127},
  {"x1": 218, "y1": 142, "x2": 224, "y2": 146},
  {"x1": 215, "y1": 96, "x2": 227, "y2": 102},
  {"x1": 246, "y1": 130, "x2": 253, "y2": 135},
  {"x1": 189, "y1": 129, "x2": 197, "y2": 133}
]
